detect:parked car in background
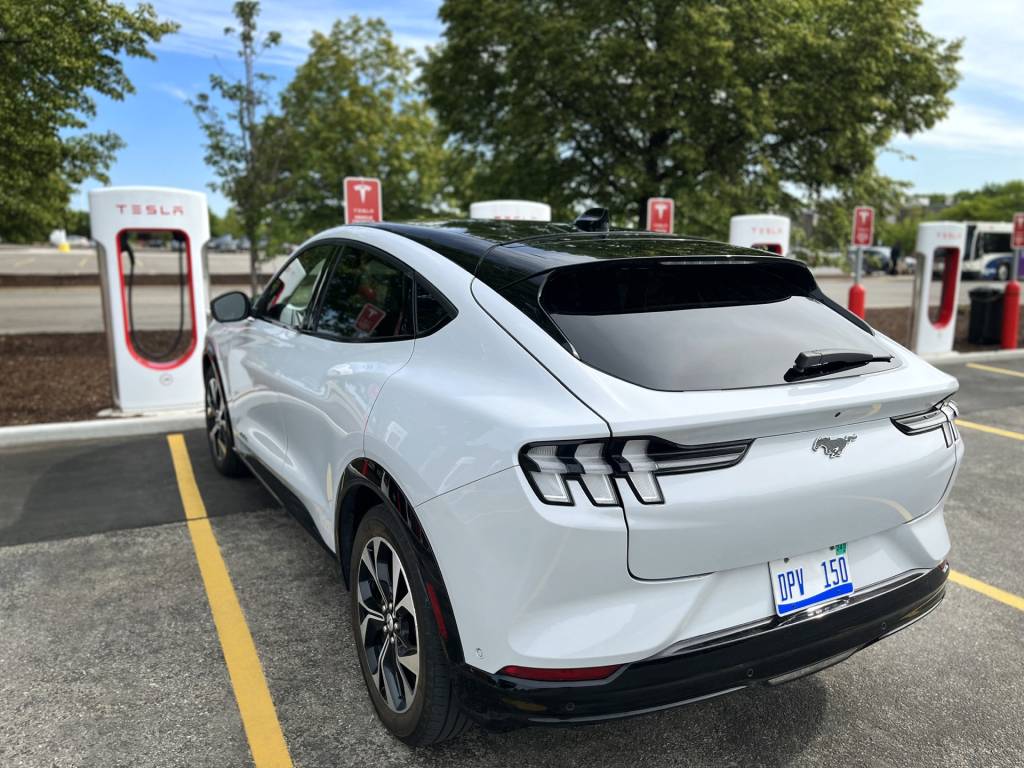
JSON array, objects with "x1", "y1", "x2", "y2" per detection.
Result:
[
  {"x1": 66, "y1": 234, "x2": 93, "y2": 248},
  {"x1": 980, "y1": 251, "x2": 1024, "y2": 282},
  {"x1": 847, "y1": 245, "x2": 892, "y2": 274},
  {"x1": 208, "y1": 234, "x2": 239, "y2": 251},
  {"x1": 961, "y1": 222, "x2": 1013, "y2": 279}
]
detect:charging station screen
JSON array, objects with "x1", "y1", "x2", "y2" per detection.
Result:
[{"x1": 117, "y1": 229, "x2": 196, "y2": 367}]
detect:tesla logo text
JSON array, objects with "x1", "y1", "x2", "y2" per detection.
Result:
[
  {"x1": 812, "y1": 435, "x2": 857, "y2": 458},
  {"x1": 115, "y1": 204, "x2": 185, "y2": 216}
]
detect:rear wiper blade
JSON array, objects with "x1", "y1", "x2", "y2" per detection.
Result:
[{"x1": 786, "y1": 349, "x2": 893, "y2": 382}]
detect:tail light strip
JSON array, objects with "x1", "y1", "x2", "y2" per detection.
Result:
[
  {"x1": 519, "y1": 437, "x2": 752, "y2": 507},
  {"x1": 892, "y1": 399, "x2": 960, "y2": 447}
]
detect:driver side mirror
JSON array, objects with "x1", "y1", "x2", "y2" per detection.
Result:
[{"x1": 211, "y1": 291, "x2": 251, "y2": 323}]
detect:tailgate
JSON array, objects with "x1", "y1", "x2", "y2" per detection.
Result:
[{"x1": 622, "y1": 416, "x2": 958, "y2": 579}]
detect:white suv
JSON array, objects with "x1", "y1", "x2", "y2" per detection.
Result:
[{"x1": 204, "y1": 215, "x2": 962, "y2": 745}]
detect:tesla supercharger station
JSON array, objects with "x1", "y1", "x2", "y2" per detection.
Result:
[
  {"x1": 469, "y1": 200, "x2": 552, "y2": 221},
  {"x1": 89, "y1": 186, "x2": 210, "y2": 412},
  {"x1": 729, "y1": 214, "x2": 791, "y2": 256},
  {"x1": 909, "y1": 221, "x2": 966, "y2": 356}
]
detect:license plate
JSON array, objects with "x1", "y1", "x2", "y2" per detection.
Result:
[{"x1": 769, "y1": 543, "x2": 853, "y2": 616}]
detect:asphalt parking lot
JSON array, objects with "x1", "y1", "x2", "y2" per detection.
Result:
[{"x1": 2, "y1": 360, "x2": 1023, "y2": 767}]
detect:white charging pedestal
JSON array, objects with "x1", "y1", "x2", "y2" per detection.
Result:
[
  {"x1": 729, "y1": 214, "x2": 791, "y2": 257},
  {"x1": 88, "y1": 186, "x2": 210, "y2": 412},
  {"x1": 469, "y1": 200, "x2": 552, "y2": 221},
  {"x1": 909, "y1": 221, "x2": 966, "y2": 356}
]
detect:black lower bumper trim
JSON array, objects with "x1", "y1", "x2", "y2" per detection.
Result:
[{"x1": 454, "y1": 561, "x2": 948, "y2": 726}]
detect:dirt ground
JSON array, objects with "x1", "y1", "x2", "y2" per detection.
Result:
[{"x1": 1, "y1": 307, "x2": 1021, "y2": 426}]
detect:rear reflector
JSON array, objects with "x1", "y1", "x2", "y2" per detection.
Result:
[{"x1": 497, "y1": 664, "x2": 622, "y2": 682}]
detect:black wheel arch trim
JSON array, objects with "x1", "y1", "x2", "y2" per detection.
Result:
[{"x1": 336, "y1": 458, "x2": 466, "y2": 665}]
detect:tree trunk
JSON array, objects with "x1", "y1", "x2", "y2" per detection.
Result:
[
  {"x1": 637, "y1": 197, "x2": 649, "y2": 230},
  {"x1": 248, "y1": 233, "x2": 259, "y2": 298}
]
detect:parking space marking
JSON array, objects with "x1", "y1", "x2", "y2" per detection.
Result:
[
  {"x1": 965, "y1": 362, "x2": 1024, "y2": 379},
  {"x1": 949, "y1": 570, "x2": 1024, "y2": 613},
  {"x1": 167, "y1": 434, "x2": 293, "y2": 768},
  {"x1": 956, "y1": 419, "x2": 1024, "y2": 442}
]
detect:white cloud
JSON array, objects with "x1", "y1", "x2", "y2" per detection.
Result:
[
  {"x1": 885, "y1": 0, "x2": 1024, "y2": 174},
  {"x1": 919, "y1": 0, "x2": 1024, "y2": 99},
  {"x1": 894, "y1": 102, "x2": 1024, "y2": 154},
  {"x1": 154, "y1": 82, "x2": 190, "y2": 101}
]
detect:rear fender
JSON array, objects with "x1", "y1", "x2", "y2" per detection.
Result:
[{"x1": 335, "y1": 459, "x2": 466, "y2": 665}]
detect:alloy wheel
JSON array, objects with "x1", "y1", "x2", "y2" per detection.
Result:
[
  {"x1": 205, "y1": 374, "x2": 229, "y2": 462},
  {"x1": 356, "y1": 536, "x2": 420, "y2": 714}
]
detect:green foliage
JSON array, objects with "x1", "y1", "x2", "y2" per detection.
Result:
[
  {"x1": 800, "y1": 170, "x2": 911, "y2": 253},
  {"x1": 191, "y1": 1, "x2": 281, "y2": 291},
  {"x1": 65, "y1": 210, "x2": 92, "y2": 237},
  {"x1": 273, "y1": 17, "x2": 456, "y2": 238},
  {"x1": 0, "y1": 0, "x2": 177, "y2": 241},
  {"x1": 940, "y1": 181, "x2": 1024, "y2": 222},
  {"x1": 423, "y1": 0, "x2": 961, "y2": 235},
  {"x1": 874, "y1": 180, "x2": 1024, "y2": 255}
]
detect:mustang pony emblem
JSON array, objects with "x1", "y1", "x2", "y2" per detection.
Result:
[{"x1": 812, "y1": 435, "x2": 857, "y2": 459}]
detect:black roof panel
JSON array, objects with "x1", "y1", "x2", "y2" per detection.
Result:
[{"x1": 367, "y1": 221, "x2": 774, "y2": 289}]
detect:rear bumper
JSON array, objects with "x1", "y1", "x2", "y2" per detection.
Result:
[{"x1": 454, "y1": 560, "x2": 948, "y2": 727}]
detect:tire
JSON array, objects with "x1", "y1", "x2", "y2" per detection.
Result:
[
  {"x1": 204, "y1": 363, "x2": 247, "y2": 477},
  {"x1": 350, "y1": 504, "x2": 470, "y2": 746},
  {"x1": 997, "y1": 263, "x2": 1010, "y2": 282}
]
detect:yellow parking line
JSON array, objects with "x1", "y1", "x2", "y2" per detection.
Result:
[
  {"x1": 966, "y1": 362, "x2": 1024, "y2": 379},
  {"x1": 167, "y1": 434, "x2": 293, "y2": 768},
  {"x1": 956, "y1": 419, "x2": 1024, "y2": 442},
  {"x1": 949, "y1": 570, "x2": 1024, "y2": 613}
]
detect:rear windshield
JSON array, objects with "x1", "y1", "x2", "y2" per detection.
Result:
[{"x1": 532, "y1": 259, "x2": 897, "y2": 391}]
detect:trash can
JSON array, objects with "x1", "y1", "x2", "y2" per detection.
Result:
[{"x1": 968, "y1": 287, "x2": 1003, "y2": 345}]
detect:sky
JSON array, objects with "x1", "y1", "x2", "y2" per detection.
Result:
[{"x1": 73, "y1": 0, "x2": 1024, "y2": 215}]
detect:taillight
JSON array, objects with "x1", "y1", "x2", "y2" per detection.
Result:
[
  {"x1": 520, "y1": 437, "x2": 751, "y2": 507},
  {"x1": 892, "y1": 398, "x2": 960, "y2": 447},
  {"x1": 520, "y1": 442, "x2": 618, "y2": 506}
]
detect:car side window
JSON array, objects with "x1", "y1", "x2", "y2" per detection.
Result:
[
  {"x1": 314, "y1": 245, "x2": 413, "y2": 341},
  {"x1": 257, "y1": 244, "x2": 334, "y2": 329},
  {"x1": 415, "y1": 280, "x2": 455, "y2": 335}
]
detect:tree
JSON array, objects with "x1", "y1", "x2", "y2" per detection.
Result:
[
  {"x1": 422, "y1": 0, "x2": 961, "y2": 236},
  {"x1": 192, "y1": 1, "x2": 281, "y2": 296},
  {"x1": 939, "y1": 181, "x2": 1024, "y2": 223},
  {"x1": 274, "y1": 17, "x2": 454, "y2": 238},
  {"x1": 0, "y1": 0, "x2": 177, "y2": 241}
]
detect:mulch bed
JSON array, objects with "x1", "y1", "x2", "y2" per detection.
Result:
[
  {"x1": 0, "y1": 333, "x2": 113, "y2": 426},
  {"x1": 0, "y1": 332, "x2": 187, "y2": 427},
  {"x1": 2, "y1": 307, "x2": 1022, "y2": 426}
]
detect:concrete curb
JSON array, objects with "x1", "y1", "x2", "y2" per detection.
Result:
[
  {"x1": 0, "y1": 410, "x2": 205, "y2": 449},
  {"x1": 923, "y1": 348, "x2": 1024, "y2": 365}
]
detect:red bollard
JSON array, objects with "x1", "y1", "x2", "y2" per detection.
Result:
[
  {"x1": 848, "y1": 283, "x2": 866, "y2": 319},
  {"x1": 1001, "y1": 280, "x2": 1020, "y2": 349}
]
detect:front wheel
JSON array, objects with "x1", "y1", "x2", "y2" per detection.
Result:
[
  {"x1": 350, "y1": 504, "x2": 469, "y2": 745},
  {"x1": 204, "y1": 364, "x2": 247, "y2": 477}
]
